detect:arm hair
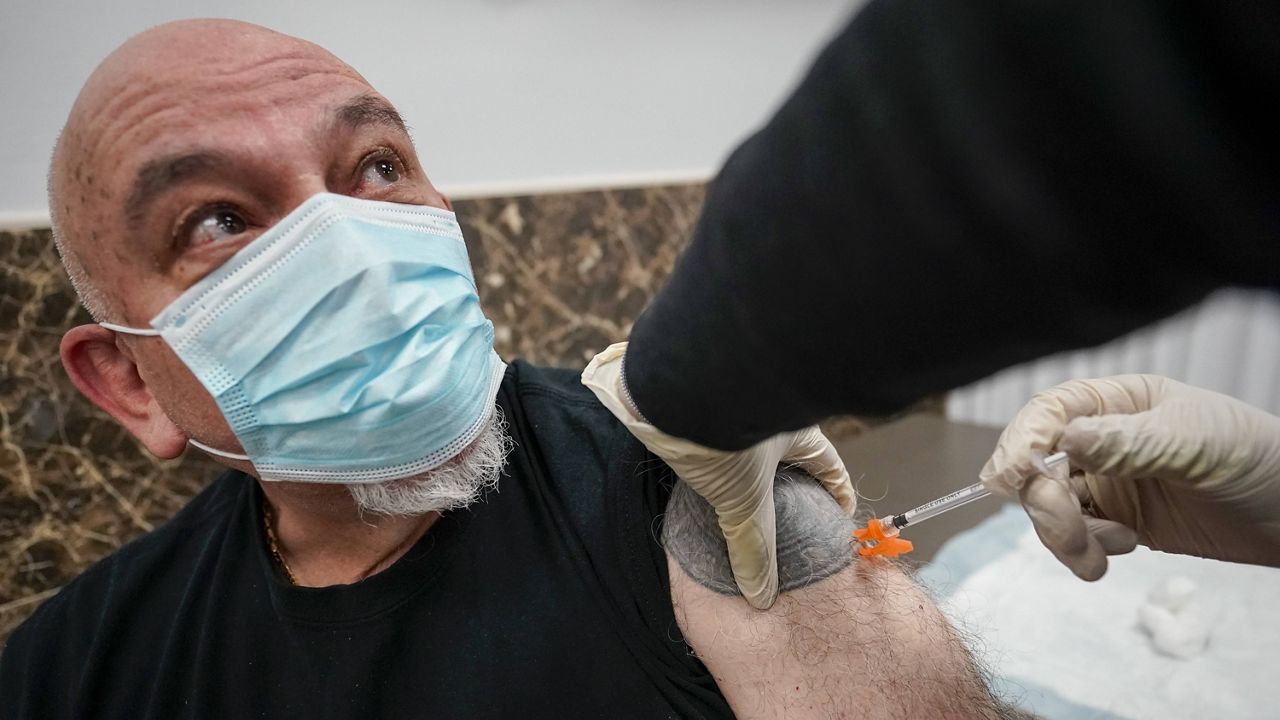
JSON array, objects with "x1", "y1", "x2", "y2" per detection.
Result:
[{"x1": 664, "y1": 473, "x2": 1028, "y2": 719}]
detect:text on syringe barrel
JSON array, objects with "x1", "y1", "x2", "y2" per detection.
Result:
[{"x1": 901, "y1": 482, "x2": 991, "y2": 526}]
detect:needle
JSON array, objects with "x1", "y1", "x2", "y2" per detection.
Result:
[{"x1": 853, "y1": 450, "x2": 1070, "y2": 557}]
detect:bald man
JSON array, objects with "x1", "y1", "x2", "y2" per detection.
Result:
[{"x1": 0, "y1": 20, "x2": 1028, "y2": 720}]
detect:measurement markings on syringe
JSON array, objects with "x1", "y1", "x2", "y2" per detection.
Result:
[{"x1": 910, "y1": 486, "x2": 984, "y2": 516}]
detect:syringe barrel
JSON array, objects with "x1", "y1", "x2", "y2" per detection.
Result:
[
  {"x1": 901, "y1": 482, "x2": 991, "y2": 526},
  {"x1": 892, "y1": 450, "x2": 1072, "y2": 531}
]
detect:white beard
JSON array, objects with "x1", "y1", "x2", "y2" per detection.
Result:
[{"x1": 346, "y1": 405, "x2": 512, "y2": 517}]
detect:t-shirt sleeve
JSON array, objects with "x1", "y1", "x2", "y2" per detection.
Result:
[
  {"x1": 0, "y1": 582, "x2": 89, "y2": 719},
  {"x1": 507, "y1": 364, "x2": 735, "y2": 717},
  {"x1": 626, "y1": 0, "x2": 1280, "y2": 450},
  {"x1": 0, "y1": 620, "x2": 37, "y2": 719},
  {"x1": 603, "y1": 430, "x2": 734, "y2": 718}
]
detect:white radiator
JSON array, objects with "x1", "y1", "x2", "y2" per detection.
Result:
[{"x1": 946, "y1": 288, "x2": 1280, "y2": 428}]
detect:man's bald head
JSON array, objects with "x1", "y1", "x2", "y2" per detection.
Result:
[
  {"x1": 53, "y1": 18, "x2": 449, "y2": 470},
  {"x1": 49, "y1": 19, "x2": 390, "y2": 321}
]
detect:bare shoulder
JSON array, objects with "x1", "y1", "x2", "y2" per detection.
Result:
[{"x1": 664, "y1": 474, "x2": 1027, "y2": 720}]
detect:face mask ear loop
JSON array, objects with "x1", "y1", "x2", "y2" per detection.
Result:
[
  {"x1": 188, "y1": 438, "x2": 253, "y2": 462},
  {"x1": 98, "y1": 324, "x2": 249, "y2": 460},
  {"x1": 99, "y1": 322, "x2": 162, "y2": 337}
]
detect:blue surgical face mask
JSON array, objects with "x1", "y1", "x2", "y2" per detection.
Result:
[{"x1": 102, "y1": 192, "x2": 506, "y2": 484}]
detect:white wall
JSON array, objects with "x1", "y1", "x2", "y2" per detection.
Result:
[
  {"x1": 0, "y1": 0, "x2": 861, "y2": 227},
  {"x1": 948, "y1": 289, "x2": 1280, "y2": 427}
]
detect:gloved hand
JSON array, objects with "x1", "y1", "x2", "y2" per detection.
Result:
[
  {"x1": 981, "y1": 374, "x2": 1280, "y2": 580},
  {"x1": 582, "y1": 342, "x2": 856, "y2": 609}
]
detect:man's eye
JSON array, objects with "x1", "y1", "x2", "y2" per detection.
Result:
[
  {"x1": 189, "y1": 208, "x2": 248, "y2": 246},
  {"x1": 362, "y1": 157, "x2": 401, "y2": 187}
]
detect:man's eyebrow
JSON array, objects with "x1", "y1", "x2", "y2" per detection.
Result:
[
  {"x1": 125, "y1": 151, "x2": 230, "y2": 226},
  {"x1": 122, "y1": 97, "x2": 405, "y2": 227},
  {"x1": 335, "y1": 94, "x2": 409, "y2": 136}
]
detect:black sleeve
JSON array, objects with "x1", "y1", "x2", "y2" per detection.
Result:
[
  {"x1": 625, "y1": 0, "x2": 1280, "y2": 451},
  {"x1": 0, "y1": 624, "x2": 35, "y2": 720},
  {"x1": 0, "y1": 589, "x2": 78, "y2": 720}
]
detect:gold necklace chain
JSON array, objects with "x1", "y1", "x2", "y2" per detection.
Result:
[
  {"x1": 261, "y1": 501, "x2": 430, "y2": 587},
  {"x1": 261, "y1": 501, "x2": 299, "y2": 585}
]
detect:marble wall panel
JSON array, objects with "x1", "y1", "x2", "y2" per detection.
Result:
[{"x1": 0, "y1": 227, "x2": 225, "y2": 642}]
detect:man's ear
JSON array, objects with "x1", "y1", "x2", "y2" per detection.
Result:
[
  {"x1": 60, "y1": 324, "x2": 188, "y2": 459},
  {"x1": 440, "y1": 193, "x2": 453, "y2": 211}
]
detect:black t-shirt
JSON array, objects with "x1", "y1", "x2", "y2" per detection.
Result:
[{"x1": 0, "y1": 363, "x2": 733, "y2": 719}]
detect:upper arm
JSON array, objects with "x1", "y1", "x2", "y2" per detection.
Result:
[
  {"x1": 669, "y1": 553, "x2": 991, "y2": 720},
  {"x1": 663, "y1": 473, "x2": 1010, "y2": 720},
  {"x1": 669, "y1": 554, "x2": 871, "y2": 719}
]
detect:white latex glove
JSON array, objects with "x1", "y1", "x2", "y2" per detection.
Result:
[
  {"x1": 582, "y1": 342, "x2": 856, "y2": 609},
  {"x1": 981, "y1": 375, "x2": 1280, "y2": 580}
]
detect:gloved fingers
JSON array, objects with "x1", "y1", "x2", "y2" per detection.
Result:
[
  {"x1": 981, "y1": 387, "x2": 1081, "y2": 498},
  {"x1": 781, "y1": 429, "x2": 857, "y2": 517},
  {"x1": 1083, "y1": 516, "x2": 1139, "y2": 556},
  {"x1": 981, "y1": 377, "x2": 1161, "y2": 498},
  {"x1": 1060, "y1": 410, "x2": 1188, "y2": 483},
  {"x1": 1020, "y1": 473, "x2": 1109, "y2": 581},
  {"x1": 717, "y1": 485, "x2": 780, "y2": 610},
  {"x1": 580, "y1": 342, "x2": 635, "y2": 420}
]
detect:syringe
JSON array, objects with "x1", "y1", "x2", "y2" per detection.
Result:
[{"x1": 853, "y1": 450, "x2": 1069, "y2": 557}]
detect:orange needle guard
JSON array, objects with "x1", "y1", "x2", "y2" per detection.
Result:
[{"x1": 853, "y1": 519, "x2": 914, "y2": 558}]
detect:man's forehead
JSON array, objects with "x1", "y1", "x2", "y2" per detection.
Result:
[
  {"x1": 67, "y1": 21, "x2": 374, "y2": 173},
  {"x1": 90, "y1": 19, "x2": 360, "y2": 94}
]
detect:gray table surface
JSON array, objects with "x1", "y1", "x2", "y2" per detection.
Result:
[{"x1": 833, "y1": 414, "x2": 1017, "y2": 563}]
